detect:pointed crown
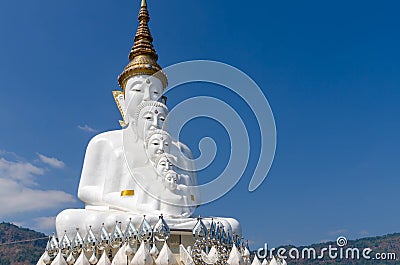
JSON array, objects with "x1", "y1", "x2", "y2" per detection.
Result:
[{"x1": 118, "y1": 0, "x2": 168, "y2": 90}]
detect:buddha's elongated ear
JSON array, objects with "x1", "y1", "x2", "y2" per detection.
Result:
[{"x1": 112, "y1": 91, "x2": 129, "y2": 127}]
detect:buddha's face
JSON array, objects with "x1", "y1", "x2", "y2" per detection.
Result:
[
  {"x1": 156, "y1": 156, "x2": 173, "y2": 176},
  {"x1": 164, "y1": 170, "x2": 178, "y2": 191},
  {"x1": 136, "y1": 105, "x2": 168, "y2": 139},
  {"x1": 145, "y1": 133, "x2": 171, "y2": 163},
  {"x1": 125, "y1": 76, "x2": 163, "y2": 119}
]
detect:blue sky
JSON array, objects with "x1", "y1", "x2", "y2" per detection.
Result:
[{"x1": 0, "y1": 0, "x2": 399, "y2": 248}]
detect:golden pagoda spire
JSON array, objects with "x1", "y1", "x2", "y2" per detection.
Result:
[{"x1": 118, "y1": 0, "x2": 168, "y2": 90}]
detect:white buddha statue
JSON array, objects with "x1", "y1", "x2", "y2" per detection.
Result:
[
  {"x1": 144, "y1": 129, "x2": 171, "y2": 164},
  {"x1": 154, "y1": 153, "x2": 175, "y2": 179},
  {"x1": 76, "y1": 77, "x2": 165, "y2": 210},
  {"x1": 154, "y1": 153, "x2": 198, "y2": 206},
  {"x1": 55, "y1": 0, "x2": 241, "y2": 242}
]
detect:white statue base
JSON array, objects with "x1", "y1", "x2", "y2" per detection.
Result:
[{"x1": 56, "y1": 208, "x2": 241, "y2": 249}]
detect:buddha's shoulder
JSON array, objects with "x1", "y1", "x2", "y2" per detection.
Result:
[
  {"x1": 172, "y1": 140, "x2": 193, "y2": 158},
  {"x1": 87, "y1": 130, "x2": 123, "y2": 149}
]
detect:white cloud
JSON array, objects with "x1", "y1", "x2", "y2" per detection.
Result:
[
  {"x1": 0, "y1": 152, "x2": 76, "y2": 217},
  {"x1": 78, "y1": 124, "x2": 98, "y2": 133},
  {"x1": 0, "y1": 157, "x2": 44, "y2": 185},
  {"x1": 37, "y1": 153, "x2": 66, "y2": 169},
  {"x1": 0, "y1": 178, "x2": 76, "y2": 217},
  {"x1": 360, "y1": 230, "x2": 369, "y2": 236},
  {"x1": 32, "y1": 216, "x2": 56, "y2": 232}
]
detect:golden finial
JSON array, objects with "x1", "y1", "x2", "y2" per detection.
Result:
[{"x1": 118, "y1": 0, "x2": 168, "y2": 90}]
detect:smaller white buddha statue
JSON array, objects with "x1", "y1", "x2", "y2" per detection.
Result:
[
  {"x1": 132, "y1": 101, "x2": 168, "y2": 140},
  {"x1": 144, "y1": 129, "x2": 171, "y2": 164},
  {"x1": 162, "y1": 170, "x2": 178, "y2": 191},
  {"x1": 123, "y1": 101, "x2": 170, "y2": 172},
  {"x1": 161, "y1": 170, "x2": 196, "y2": 210},
  {"x1": 154, "y1": 153, "x2": 175, "y2": 180}
]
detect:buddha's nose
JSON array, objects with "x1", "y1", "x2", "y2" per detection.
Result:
[
  {"x1": 160, "y1": 142, "x2": 165, "y2": 150},
  {"x1": 152, "y1": 118, "x2": 160, "y2": 128},
  {"x1": 143, "y1": 87, "x2": 151, "y2": 100}
]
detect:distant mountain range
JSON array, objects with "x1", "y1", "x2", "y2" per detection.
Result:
[
  {"x1": 0, "y1": 222, "x2": 47, "y2": 265},
  {"x1": 0, "y1": 222, "x2": 399, "y2": 264}
]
